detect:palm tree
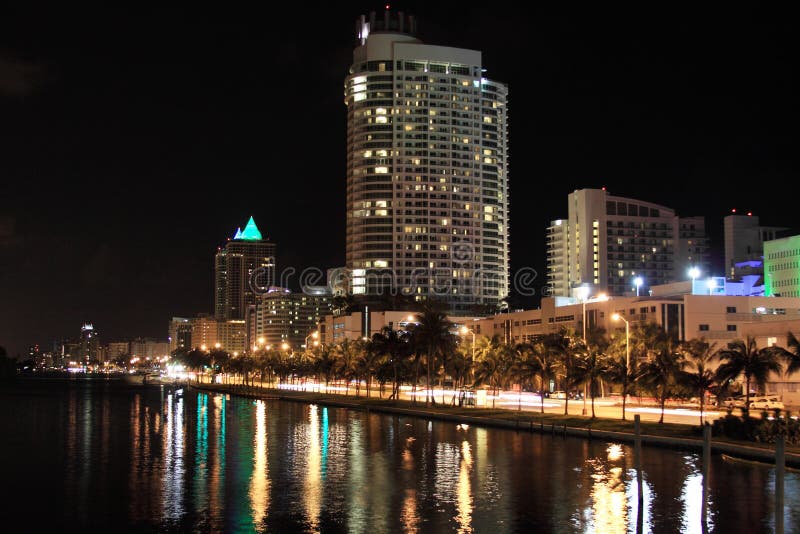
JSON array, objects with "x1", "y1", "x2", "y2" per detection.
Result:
[
  {"x1": 312, "y1": 344, "x2": 337, "y2": 391},
  {"x1": 513, "y1": 341, "x2": 555, "y2": 413},
  {"x1": 637, "y1": 337, "x2": 685, "y2": 423},
  {"x1": 784, "y1": 331, "x2": 800, "y2": 375},
  {"x1": 715, "y1": 336, "x2": 784, "y2": 415},
  {"x1": 680, "y1": 339, "x2": 717, "y2": 425},
  {"x1": 411, "y1": 308, "x2": 455, "y2": 406},
  {"x1": 472, "y1": 335, "x2": 506, "y2": 408},
  {"x1": 545, "y1": 329, "x2": 582, "y2": 416},
  {"x1": 334, "y1": 339, "x2": 361, "y2": 396},
  {"x1": 763, "y1": 331, "x2": 800, "y2": 379},
  {"x1": 370, "y1": 327, "x2": 409, "y2": 400}
]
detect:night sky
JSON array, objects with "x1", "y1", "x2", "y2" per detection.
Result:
[{"x1": 1, "y1": 4, "x2": 795, "y2": 356}]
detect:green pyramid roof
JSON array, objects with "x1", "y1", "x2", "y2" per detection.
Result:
[{"x1": 239, "y1": 216, "x2": 263, "y2": 240}]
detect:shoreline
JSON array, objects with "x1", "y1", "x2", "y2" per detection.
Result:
[{"x1": 192, "y1": 382, "x2": 800, "y2": 469}]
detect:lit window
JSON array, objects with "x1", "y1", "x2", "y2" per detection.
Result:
[{"x1": 375, "y1": 166, "x2": 388, "y2": 174}]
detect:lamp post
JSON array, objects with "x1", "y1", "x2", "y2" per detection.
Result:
[
  {"x1": 579, "y1": 290, "x2": 608, "y2": 415},
  {"x1": 689, "y1": 267, "x2": 700, "y2": 295},
  {"x1": 459, "y1": 326, "x2": 475, "y2": 360},
  {"x1": 707, "y1": 278, "x2": 716, "y2": 296},
  {"x1": 611, "y1": 312, "x2": 630, "y2": 417},
  {"x1": 611, "y1": 312, "x2": 630, "y2": 379},
  {"x1": 633, "y1": 276, "x2": 643, "y2": 297}
]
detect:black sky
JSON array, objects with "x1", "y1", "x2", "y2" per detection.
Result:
[{"x1": 1, "y1": 4, "x2": 796, "y2": 356}]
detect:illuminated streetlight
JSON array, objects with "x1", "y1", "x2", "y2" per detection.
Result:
[
  {"x1": 200, "y1": 344, "x2": 207, "y2": 351},
  {"x1": 633, "y1": 277, "x2": 643, "y2": 297},
  {"x1": 706, "y1": 278, "x2": 716, "y2": 295},
  {"x1": 258, "y1": 337, "x2": 266, "y2": 345},
  {"x1": 611, "y1": 313, "x2": 630, "y2": 373},
  {"x1": 459, "y1": 326, "x2": 476, "y2": 359},
  {"x1": 281, "y1": 342, "x2": 289, "y2": 351},
  {"x1": 214, "y1": 342, "x2": 221, "y2": 349},
  {"x1": 312, "y1": 331, "x2": 319, "y2": 339},
  {"x1": 578, "y1": 290, "x2": 608, "y2": 415},
  {"x1": 689, "y1": 267, "x2": 700, "y2": 281}
]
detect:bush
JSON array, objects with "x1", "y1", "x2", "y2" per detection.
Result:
[{"x1": 712, "y1": 410, "x2": 800, "y2": 445}]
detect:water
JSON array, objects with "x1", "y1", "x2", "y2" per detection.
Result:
[{"x1": 1, "y1": 381, "x2": 798, "y2": 533}]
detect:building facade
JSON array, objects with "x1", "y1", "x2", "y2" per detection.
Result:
[
  {"x1": 318, "y1": 308, "x2": 477, "y2": 346},
  {"x1": 344, "y1": 10, "x2": 510, "y2": 312},
  {"x1": 765, "y1": 234, "x2": 800, "y2": 298},
  {"x1": 546, "y1": 188, "x2": 709, "y2": 298},
  {"x1": 471, "y1": 293, "x2": 800, "y2": 404},
  {"x1": 724, "y1": 212, "x2": 786, "y2": 279},
  {"x1": 214, "y1": 216, "x2": 277, "y2": 320},
  {"x1": 253, "y1": 288, "x2": 332, "y2": 351},
  {"x1": 168, "y1": 317, "x2": 193, "y2": 353}
]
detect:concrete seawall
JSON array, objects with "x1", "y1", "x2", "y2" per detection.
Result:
[{"x1": 192, "y1": 383, "x2": 800, "y2": 469}]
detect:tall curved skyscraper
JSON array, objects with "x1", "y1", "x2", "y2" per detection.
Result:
[{"x1": 344, "y1": 10, "x2": 509, "y2": 312}]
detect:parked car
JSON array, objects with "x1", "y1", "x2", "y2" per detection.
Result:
[
  {"x1": 722, "y1": 395, "x2": 747, "y2": 409},
  {"x1": 552, "y1": 390, "x2": 567, "y2": 399},
  {"x1": 748, "y1": 396, "x2": 784, "y2": 410}
]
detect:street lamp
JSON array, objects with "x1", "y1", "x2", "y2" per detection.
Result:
[
  {"x1": 689, "y1": 267, "x2": 700, "y2": 295},
  {"x1": 459, "y1": 326, "x2": 476, "y2": 359},
  {"x1": 706, "y1": 278, "x2": 716, "y2": 296},
  {"x1": 633, "y1": 277, "x2": 643, "y2": 297},
  {"x1": 579, "y1": 291, "x2": 608, "y2": 415},
  {"x1": 214, "y1": 342, "x2": 221, "y2": 350},
  {"x1": 611, "y1": 313, "x2": 630, "y2": 372}
]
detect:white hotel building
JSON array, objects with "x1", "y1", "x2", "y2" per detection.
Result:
[
  {"x1": 344, "y1": 10, "x2": 509, "y2": 312},
  {"x1": 547, "y1": 188, "x2": 709, "y2": 298}
]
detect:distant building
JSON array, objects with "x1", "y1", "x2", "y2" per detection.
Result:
[
  {"x1": 79, "y1": 323, "x2": 102, "y2": 363},
  {"x1": 214, "y1": 216, "x2": 277, "y2": 320},
  {"x1": 318, "y1": 308, "x2": 477, "y2": 345},
  {"x1": 217, "y1": 320, "x2": 247, "y2": 355},
  {"x1": 724, "y1": 212, "x2": 786, "y2": 279},
  {"x1": 253, "y1": 288, "x2": 331, "y2": 351},
  {"x1": 168, "y1": 317, "x2": 192, "y2": 353},
  {"x1": 546, "y1": 188, "x2": 710, "y2": 298},
  {"x1": 183, "y1": 314, "x2": 247, "y2": 355},
  {"x1": 129, "y1": 338, "x2": 170, "y2": 362},
  {"x1": 106, "y1": 341, "x2": 130, "y2": 360},
  {"x1": 765, "y1": 234, "x2": 800, "y2": 298}
]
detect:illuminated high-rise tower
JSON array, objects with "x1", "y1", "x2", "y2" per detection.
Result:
[
  {"x1": 214, "y1": 216, "x2": 276, "y2": 320},
  {"x1": 344, "y1": 10, "x2": 510, "y2": 312}
]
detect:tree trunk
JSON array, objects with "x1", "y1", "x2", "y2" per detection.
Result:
[
  {"x1": 540, "y1": 375, "x2": 545, "y2": 414},
  {"x1": 745, "y1": 376, "x2": 751, "y2": 417},
  {"x1": 700, "y1": 396, "x2": 704, "y2": 426},
  {"x1": 591, "y1": 388, "x2": 596, "y2": 419},
  {"x1": 564, "y1": 394, "x2": 569, "y2": 416},
  {"x1": 659, "y1": 393, "x2": 666, "y2": 423},
  {"x1": 622, "y1": 390, "x2": 627, "y2": 421}
]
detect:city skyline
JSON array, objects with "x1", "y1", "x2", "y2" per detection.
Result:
[{"x1": 1, "y1": 5, "x2": 795, "y2": 355}]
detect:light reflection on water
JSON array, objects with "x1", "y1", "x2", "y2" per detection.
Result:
[{"x1": 2, "y1": 383, "x2": 799, "y2": 532}]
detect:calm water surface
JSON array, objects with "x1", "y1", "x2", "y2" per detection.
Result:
[{"x1": 1, "y1": 381, "x2": 797, "y2": 533}]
